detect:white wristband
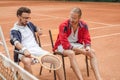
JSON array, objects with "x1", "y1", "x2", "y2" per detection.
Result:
[
  {"x1": 21, "y1": 47, "x2": 27, "y2": 54},
  {"x1": 14, "y1": 41, "x2": 19, "y2": 46}
]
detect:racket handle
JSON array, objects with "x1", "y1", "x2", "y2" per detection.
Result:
[
  {"x1": 14, "y1": 50, "x2": 39, "y2": 64},
  {"x1": 14, "y1": 50, "x2": 24, "y2": 55}
]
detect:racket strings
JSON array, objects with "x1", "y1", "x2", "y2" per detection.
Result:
[{"x1": 41, "y1": 55, "x2": 61, "y2": 70}]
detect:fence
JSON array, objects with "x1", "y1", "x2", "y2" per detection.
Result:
[
  {"x1": 0, "y1": 53, "x2": 39, "y2": 80},
  {"x1": 0, "y1": 26, "x2": 39, "y2": 80}
]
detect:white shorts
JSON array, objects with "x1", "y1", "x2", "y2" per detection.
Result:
[
  {"x1": 57, "y1": 43, "x2": 84, "y2": 53},
  {"x1": 19, "y1": 47, "x2": 49, "y2": 60}
]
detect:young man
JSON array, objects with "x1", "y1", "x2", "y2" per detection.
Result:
[
  {"x1": 53, "y1": 7, "x2": 102, "y2": 80},
  {"x1": 10, "y1": 7, "x2": 64, "y2": 80}
]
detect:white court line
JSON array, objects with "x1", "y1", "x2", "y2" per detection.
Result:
[
  {"x1": 92, "y1": 32, "x2": 120, "y2": 39},
  {"x1": 1, "y1": 16, "x2": 115, "y2": 27},
  {"x1": 7, "y1": 31, "x2": 120, "y2": 50},
  {"x1": 6, "y1": 31, "x2": 120, "y2": 47},
  {"x1": 32, "y1": 17, "x2": 57, "y2": 21},
  {"x1": 86, "y1": 20, "x2": 112, "y2": 26},
  {"x1": 90, "y1": 25, "x2": 120, "y2": 30},
  {"x1": 41, "y1": 32, "x2": 120, "y2": 47},
  {"x1": 1, "y1": 13, "x2": 116, "y2": 26},
  {"x1": 33, "y1": 13, "x2": 66, "y2": 19},
  {"x1": 5, "y1": 26, "x2": 120, "y2": 44},
  {"x1": 32, "y1": 13, "x2": 114, "y2": 26},
  {"x1": 2, "y1": 13, "x2": 120, "y2": 47}
]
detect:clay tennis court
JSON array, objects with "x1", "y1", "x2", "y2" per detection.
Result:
[{"x1": 0, "y1": 1, "x2": 120, "y2": 80}]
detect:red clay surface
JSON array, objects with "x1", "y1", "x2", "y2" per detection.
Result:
[{"x1": 0, "y1": 1, "x2": 120, "y2": 80}]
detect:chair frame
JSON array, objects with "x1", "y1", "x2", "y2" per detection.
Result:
[
  {"x1": 49, "y1": 29, "x2": 90, "y2": 80},
  {"x1": 37, "y1": 34, "x2": 57, "y2": 80}
]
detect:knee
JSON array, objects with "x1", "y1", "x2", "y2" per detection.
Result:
[
  {"x1": 90, "y1": 49, "x2": 96, "y2": 58},
  {"x1": 22, "y1": 58, "x2": 32, "y2": 65},
  {"x1": 91, "y1": 49, "x2": 95, "y2": 54},
  {"x1": 67, "y1": 51, "x2": 75, "y2": 59}
]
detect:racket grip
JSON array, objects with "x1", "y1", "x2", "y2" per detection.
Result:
[
  {"x1": 14, "y1": 50, "x2": 39, "y2": 63},
  {"x1": 14, "y1": 50, "x2": 24, "y2": 55}
]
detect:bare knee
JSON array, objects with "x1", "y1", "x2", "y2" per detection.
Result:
[
  {"x1": 90, "y1": 49, "x2": 96, "y2": 58},
  {"x1": 21, "y1": 57, "x2": 32, "y2": 66},
  {"x1": 63, "y1": 50, "x2": 75, "y2": 59}
]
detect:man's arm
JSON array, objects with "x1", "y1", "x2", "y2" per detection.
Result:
[
  {"x1": 36, "y1": 27, "x2": 42, "y2": 36},
  {"x1": 14, "y1": 41, "x2": 31, "y2": 57},
  {"x1": 58, "y1": 23, "x2": 73, "y2": 50},
  {"x1": 10, "y1": 30, "x2": 31, "y2": 57}
]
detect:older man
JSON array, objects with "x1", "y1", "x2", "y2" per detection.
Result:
[{"x1": 53, "y1": 7, "x2": 102, "y2": 80}]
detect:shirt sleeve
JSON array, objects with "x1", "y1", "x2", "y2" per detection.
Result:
[
  {"x1": 27, "y1": 22, "x2": 37, "y2": 32},
  {"x1": 10, "y1": 30, "x2": 21, "y2": 45},
  {"x1": 58, "y1": 24, "x2": 73, "y2": 49}
]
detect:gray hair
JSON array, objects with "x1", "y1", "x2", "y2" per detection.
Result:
[{"x1": 70, "y1": 7, "x2": 82, "y2": 17}]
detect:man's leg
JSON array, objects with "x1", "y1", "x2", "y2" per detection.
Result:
[
  {"x1": 89, "y1": 50, "x2": 102, "y2": 80},
  {"x1": 56, "y1": 66, "x2": 65, "y2": 80},
  {"x1": 63, "y1": 50, "x2": 83, "y2": 80},
  {"x1": 21, "y1": 56, "x2": 33, "y2": 74},
  {"x1": 73, "y1": 48, "x2": 102, "y2": 80}
]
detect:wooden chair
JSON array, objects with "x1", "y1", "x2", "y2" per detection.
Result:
[
  {"x1": 48, "y1": 29, "x2": 90, "y2": 80},
  {"x1": 13, "y1": 34, "x2": 57, "y2": 80},
  {"x1": 37, "y1": 34, "x2": 57, "y2": 80}
]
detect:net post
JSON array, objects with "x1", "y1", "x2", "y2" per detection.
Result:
[{"x1": 0, "y1": 26, "x2": 10, "y2": 59}]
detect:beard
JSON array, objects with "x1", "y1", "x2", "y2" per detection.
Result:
[
  {"x1": 21, "y1": 21, "x2": 27, "y2": 26},
  {"x1": 70, "y1": 21, "x2": 78, "y2": 26},
  {"x1": 19, "y1": 19, "x2": 28, "y2": 26}
]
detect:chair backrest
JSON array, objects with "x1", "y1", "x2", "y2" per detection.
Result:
[
  {"x1": 36, "y1": 33, "x2": 41, "y2": 47},
  {"x1": 49, "y1": 29, "x2": 59, "y2": 48}
]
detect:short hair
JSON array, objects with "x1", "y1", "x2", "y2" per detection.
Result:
[
  {"x1": 70, "y1": 7, "x2": 82, "y2": 17},
  {"x1": 16, "y1": 7, "x2": 31, "y2": 16}
]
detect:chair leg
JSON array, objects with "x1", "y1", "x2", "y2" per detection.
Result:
[
  {"x1": 39, "y1": 66, "x2": 43, "y2": 75},
  {"x1": 49, "y1": 64, "x2": 52, "y2": 73},
  {"x1": 40, "y1": 65, "x2": 57, "y2": 80},
  {"x1": 86, "y1": 56, "x2": 89, "y2": 77},
  {"x1": 54, "y1": 70, "x2": 56, "y2": 80},
  {"x1": 62, "y1": 55, "x2": 66, "y2": 80}
]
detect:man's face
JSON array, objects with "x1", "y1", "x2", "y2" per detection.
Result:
[
  {"x1": 69, "y1": 12, "x2": 80, "y2": 26},
  {"x1": 18, "y1": 12, "x2": 31, "y2": 26}
]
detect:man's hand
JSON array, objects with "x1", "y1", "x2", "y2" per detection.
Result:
[
  {"x1": 37, "y1": 28, "x2": 42, "y2": 35},
  {"x1": 85, "y1": 46, "x2": 92, "y2": 57},
  {"x1": 85, "y1": 46, "x2": 91, "y2": 51},
  {"x1": 24, "y1": 50, "x2": 31, "y2": 57},
  {"x1": 73, "y1": 47, "x2": 92, "y2": 57},
  {"x1": 72, "y1": 47, "x2": 86, "y2": 54}
]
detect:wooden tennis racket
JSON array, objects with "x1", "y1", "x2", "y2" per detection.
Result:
[{"x1": 14, "y1": 50, "x2": 62, "y2": 70}]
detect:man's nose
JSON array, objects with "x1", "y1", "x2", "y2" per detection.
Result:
[{"x1": 71, "y1": 19, "x2": 75, "y2": 23}]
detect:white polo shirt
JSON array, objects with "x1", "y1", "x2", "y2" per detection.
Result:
[{"x1": 13, "y1": 22, "x2": 49, "y2": 57}]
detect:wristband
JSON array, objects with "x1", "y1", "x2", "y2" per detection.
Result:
[
  {"x1": 14, "y1": 41, "x2": 19, "y2": 46},
  {"x1": 21, "y1": 47, "x2": 27, "y2": 54}
]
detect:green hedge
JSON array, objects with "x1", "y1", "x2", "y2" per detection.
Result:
[{"x1": 69, "y1": 0, "x2": 120, "y2": 1}]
